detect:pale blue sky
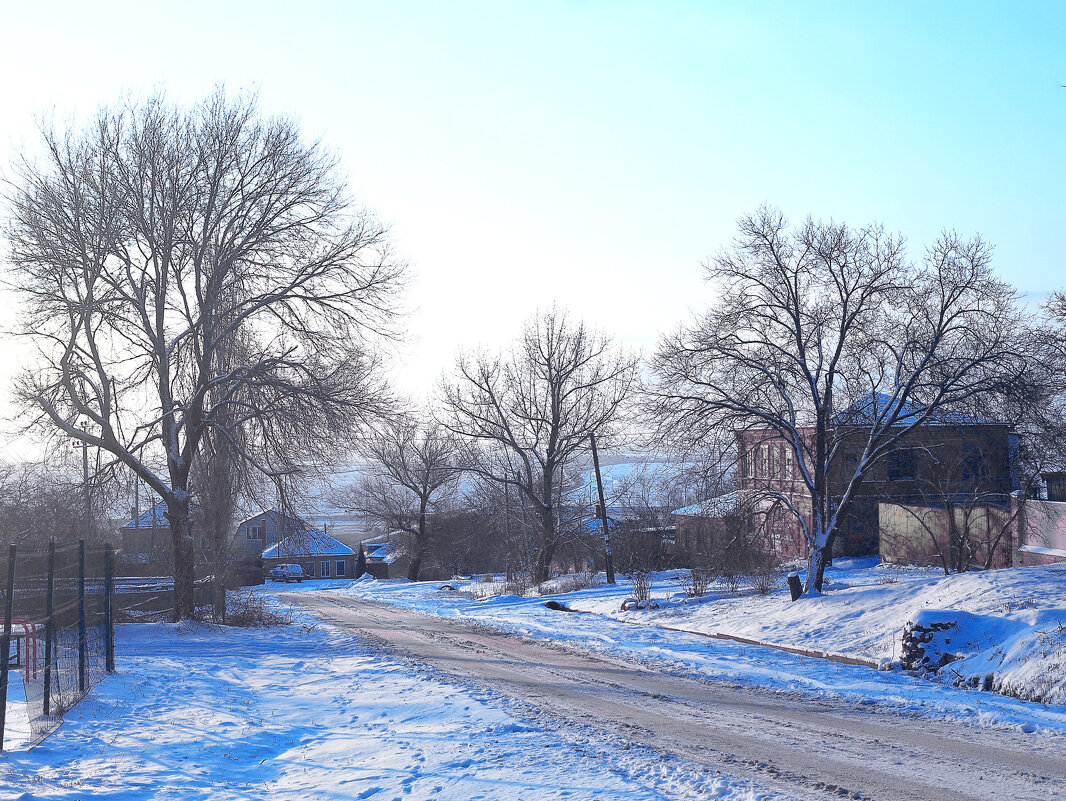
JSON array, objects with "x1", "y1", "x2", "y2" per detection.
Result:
[{"x1": 0, "y1": 1, "x2": 1063, "y2": 431}]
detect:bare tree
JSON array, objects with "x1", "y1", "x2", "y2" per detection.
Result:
[
  {"x1": 0, "y1": 457, "x2": 112, "y2": 547},
  {"x1": 193, "y1": 428, "x2": 242, "y2": 619},
  {"x1": 5, "y1": 91, "x2": 403, "y2": 619},
  {"x1": 650, "y1": 206, "x2": 1025, "y2": 595},
  {"x1": 441, "y1": 308, "x2": 637, "y2": 583},
  {"x1": 1030, "y1": 292, "x2": 1066, "y2": 467},
  {"x1": 461, "y1": 467, "x2": 539, "y2": 578},
  {"x1": 342, "y1": 417, "x2": 460, "y2": 581}
]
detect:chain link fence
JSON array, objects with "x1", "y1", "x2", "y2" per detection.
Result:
[{"x1": 0, "y1": 541, "x2": 115, "y2": 749}]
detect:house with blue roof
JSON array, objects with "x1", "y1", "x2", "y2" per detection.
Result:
[
  {"x1": 261, "y1": 529, "x2": 356, "y2": 579},
  {"x1": 358, "y1": 536, "x2": 412, "y2": 579}
]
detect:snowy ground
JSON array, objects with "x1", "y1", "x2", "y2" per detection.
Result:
[
  {"x1": 334, "y1": 558, "x2": 1066, "y2": 733},
  {"x1": 0, "y1": 608, "x2": 786, "y2": 800},
  {"x1": 3, "y1": 559, "x2": 1064, "y2": 800}
]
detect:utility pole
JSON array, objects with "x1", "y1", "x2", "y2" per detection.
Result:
[
  {"x1": 72, "y1": 430, "x2": 91, "y2": 543},
  {"x1": 82, "y1": 439, "x2": 90, "y2": 543},
  {"x1": 590, "y1": 433, "x2": 615, "y2": 584}
]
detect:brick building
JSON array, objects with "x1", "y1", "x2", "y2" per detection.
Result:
[{"x1": 675, "y1": 396, "x2": 1014, "y2": 566}]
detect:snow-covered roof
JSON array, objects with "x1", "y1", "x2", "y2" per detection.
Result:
[
  {"x1": 122, "y1": 501, "x2": 169, "y2": 529},
  {"x1": 262, "y1": 530, "x2": 355, "y2": 559},
  {"x1": 581, "y1": 515, "x2": 617, "y2": 532},
  {"x1": 831, "y1": 392, "x2": 993, "y2": 427},
  {"x1": 236, "y1": 507, "x2": 305, "y2": 529},
  {"x1": 672, "y1": 491, "x2": 749, "y2": 517},
  {"x1": 363, "y1": 539, "x2": 406, "y2": 564}
]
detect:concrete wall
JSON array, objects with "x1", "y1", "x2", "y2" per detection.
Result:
[
  {"x1": 1013, "y1": 496, "x2": 1066, "y2": 566},
  {"x1": 879, "y1": 501, "x2": 1012, "y2": 569}
]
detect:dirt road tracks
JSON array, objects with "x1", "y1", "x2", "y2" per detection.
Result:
[{"x1": 292, "y1": 593, "x2": 1066, "y2": 801}]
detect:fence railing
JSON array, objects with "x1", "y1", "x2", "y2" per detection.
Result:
[{"x1": 0, "y1": 540, "x2": 115, "y2": 749}]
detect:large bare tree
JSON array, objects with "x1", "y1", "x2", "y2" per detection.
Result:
[
  {"x1": 650, "y1": 206, "x2": 1025, "y2": 595},
  {"x1": 5, "y1": 91, "x2": 403, "y2": 618},
  {"x1": 343, "y1": 417, "x2": 460, "y2": 581},
  {"x1": 441, "y1": 308, "x2": 637, "y2": 583}
]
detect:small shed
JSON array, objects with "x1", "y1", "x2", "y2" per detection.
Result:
[
  {"x1": 262, "y1": 531, "x2": 356, "y2": 579},
  {"x1": 362, "y1": 538, "x2": 411, "y2": 579}
]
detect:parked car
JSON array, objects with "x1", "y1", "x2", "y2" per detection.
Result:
[{"x1": 268, "y1": 564, "x2": 307, "y2": 583}]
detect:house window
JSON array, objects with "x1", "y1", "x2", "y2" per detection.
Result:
[
  {"x1": 886, "y1": 449, "x2": 918, "y2": 481},
  {"x1": 336, "y1": 560, "x2": 346, "y2": 577},
  {"x1": 1046, "y1": 474, "x2": 1066, "y2": 503},
  {"x1": 960, "y1": 450, "x2": 985, "y2": 484},
  {"x1": 759, "y1": 444, "x2": 770, "y2": 477},
  {"x1": 247, "y1": 524, "x2": 262, "y2": 540},
  {"x1": 783, "y1": 448, "x2": 794, "y2": 480},
  {"x1": 320, "y1": 560, "x2": 330, "y2": 578}
]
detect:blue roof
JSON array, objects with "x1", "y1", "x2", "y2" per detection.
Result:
[
  {"x1": 262, "y1": 530, "x2": 355, "y2": 559},
  {"x1": 832, "y1": 392, "x2": 990, "y2": 427},
  {"x1": 581, "y1": 515, "x2": 617, "y2": 532},
  {"x1": 122, "y1": 501, "x2": 169, "y2": 529},
  {"x1": 363, "y1": 540, "x2": 406, "y2": 564}
]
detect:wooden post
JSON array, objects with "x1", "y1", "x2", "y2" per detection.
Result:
[
  {"x1": 0, "y1": 545, "x2": 16, "y2": 751},
  {"x1": 105, "y1": 544, "x2": 115, "y2": 673},
  {"x1": 78, "y1": 539, "x2": 86, "y2": 693},
  {"x1": 590, "y1": 433, "x2": 616, "y2": 585},
  {"x1": 43, "y1": 540, "x2": 56, "y2": 716}
]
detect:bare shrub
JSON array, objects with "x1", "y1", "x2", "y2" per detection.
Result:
[
  {"x1": 539, "y1": 571, "x2": 599, "y2": 595},
  {"x1": 677, "y1": 566, "x2": 714, "y2": 598},
  {"x1": 628, "y1": 568, "x2": 653, "y2": 603},
  {"x1": 226, "y1": 588, "x2": 293, "y2": 627},
  {"x1": 748, "y1": 563, "x2": 784, "y2": 595},
  {"x1": 503, "y1": 573, "x2": 533, "y2": 597},
  {"x1": 719, "y1": 567, "x2": 743, "y2": 595}
]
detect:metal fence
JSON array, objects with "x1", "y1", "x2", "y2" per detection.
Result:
[{"x1": 0, "y1": 540, "x2": 115, "y2": 749}]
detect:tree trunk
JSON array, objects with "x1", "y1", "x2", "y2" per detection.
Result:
[
  {"x1": 406, "y1": 557, "x2": 422, "y2": 582},
  {"x1": 533, "y1": 503, "x2": 556, "y2": 584},
  {"x1": 533, "y1": 547, "x2": 553, "y2": 584},
  {"x1": 803, "y1": 537, "x2": 832, "y2": 595},
  {"x1": 211, "y1": 550, "x2": 227, "y2": 622},
  {"x1": 407, "y1": 505, "x2": 428, "y2": 581},
  {"x1": 168, "y1": 498, "x2": 196, "y2": 621}
]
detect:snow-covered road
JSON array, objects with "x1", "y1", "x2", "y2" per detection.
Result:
[
  {"x1": 0, "y1": 615, "x2": 783, "y2": 800},
  {"x1": 298, "y1": 592, "x2": 1066, "y2": 801}
]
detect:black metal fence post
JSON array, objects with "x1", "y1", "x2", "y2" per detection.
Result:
[
  {"x1": 43, "y1": 540, "x2": 56, "y2": 717},
  {"x1": 78, "y1": 539, "x2": 86, "y2": 693},
  {"x1": 0, "y1": 544, "x2": 17, "y2": 751},
  {"x1": 104, "y1": 544, "x2": 115, "y2": 673}
]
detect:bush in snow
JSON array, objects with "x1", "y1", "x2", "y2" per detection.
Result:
[
  {"x1": 503, "y1": 573, "x2": 533, "y2": 597},
  {"x1": 677, "y1": 566, "x2": 714, "y2": 598},
  {"x1": 226, "y1": 588, "x2": 293, "y2": 628},
  {"x1": 747, "y1": 562, "x2": 785, "y2": 595},
  {"x1": 538, "y1": 571, "x2": 600, "y2": 595},
  {"x1": 628, "y1": 568, "x2": 653, "y2": 603}
]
